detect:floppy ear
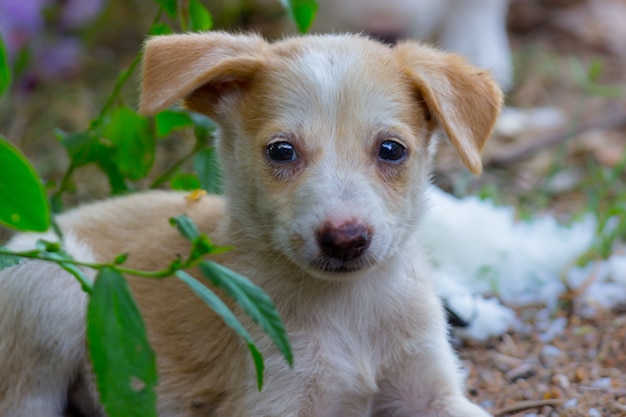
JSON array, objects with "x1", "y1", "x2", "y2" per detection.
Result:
[
  {"x1": 395, "y1": 42, "x2": 503, "y2": 174},
  {"x1": 139, "y1": 32, "x2": 267, "y2": 117}
]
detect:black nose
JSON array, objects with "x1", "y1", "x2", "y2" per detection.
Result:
[{"x1": 317, "y1": 222, "x2": 372, "y2": 261}]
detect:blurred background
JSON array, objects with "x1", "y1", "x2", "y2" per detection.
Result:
[
  {"x1": 1, "y1": 0, "x2": 625, "y2": 414},
  {"x1": 0, "y1": 0, "x2": 624, "y2": 217}
]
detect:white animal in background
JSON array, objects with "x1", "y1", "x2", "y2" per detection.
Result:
[
  {"x1": 313, "y1": 0, "x2": 513, "y2": 90},
  {"x1": 0, "y1": 32, "x2": 501, "y2": 416}
]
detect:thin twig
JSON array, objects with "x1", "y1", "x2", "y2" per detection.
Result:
[
  {"x1": 613, "y1": 401, "x2": 626, "y2": 413},
  {"x1": 494, "y1": 399, "x2": 565, "y2": 416}
]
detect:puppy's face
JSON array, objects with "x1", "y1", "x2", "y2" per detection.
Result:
[
  {"x1": 224, "y1": 38, "x2": 431, "y2": 278},
  {"x1": 140, "y1": 33, "x2": 502, "y2": 280}
]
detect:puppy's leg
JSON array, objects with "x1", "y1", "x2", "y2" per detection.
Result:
[
  {"x1": 374, "y1": 349, "x2": 490, "y2": 417},
  {"x1": 0, "y1": 237, "x2": 97, "y2": 417},
  {"x1": 372, "y1": 292, "x2": 491, "y2": 417}
]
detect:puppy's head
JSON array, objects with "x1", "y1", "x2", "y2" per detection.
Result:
[{"x1": 140, "y1": 32, "x2": 501, "y2": 280}]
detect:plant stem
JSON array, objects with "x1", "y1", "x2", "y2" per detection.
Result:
[
  {"x1": 94, "y1": 8, "x2": 163, "y2": 125},
  {"x1": 150, "y1": 139, "x2": 204, "y2": 188},
  {"x1": 0, "y1": 248, "x2": 184, "y2": 279},
  {"x1": 51, "y1": 164, "x2": 75, "y2": 207},
  {"x1": 97, "y1": 56, "x2": 141, "y2": 122},
  {"x1": 178, "y1": 0, "x2": 190, "y2": 31}
]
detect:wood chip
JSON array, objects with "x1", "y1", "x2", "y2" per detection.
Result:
[{"x1": 494, "y1": 399, "x2": 565, "y2": 415}]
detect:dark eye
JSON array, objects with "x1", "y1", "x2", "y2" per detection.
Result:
[
  {"x1": 267, "y1": 141, "x2": 297, "y2": 163},
  {"x1": 378, "y1": 140, "x2": 407, "y2": 162}
]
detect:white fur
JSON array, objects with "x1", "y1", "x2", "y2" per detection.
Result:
[{"x1": 0, "y1": 234, "x2": 100, "y2": 417}]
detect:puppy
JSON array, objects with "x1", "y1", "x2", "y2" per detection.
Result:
[
  {"x1": 312, "y1": 0, "x2": 513, "y2": 90},
  {"x1": 0, "y1": 32, "x2": 501, "y2": 416}
]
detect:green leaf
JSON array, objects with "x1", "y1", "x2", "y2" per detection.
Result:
[
  {"x1": 155, "y1": 0, "x2": 177, "y2": 18},
  {"x1": 570, "y1": 57, "x2": 625, "y2": 98},
  {"x1": 189, "y1": 235, "x2": 217, "y2": 260},
  {"x1": 169, "y1": 214, "x2": 200, "y2": 241},
  {"x1": 55, "y1": 129, "x2": 129, "y2": 192},
  {"x1": 103, "y1": 106, "x2": 155, "y2": 180},
  {"x1": 114, "y1": 253, "x2": 129, "y2": 265},
  {"x1": 97, "y1": 158, "x2": 129, "y2": 194},
  {"x1": 87, "y1": 268, "x2": 158, "y2": 417},
  {"x1": 190, "y1": 112, "x2": 216, "y2": 146},
  {"x1": 587, "y1": 57, "x2": 604, "y2": 82},
  {"x1": 175, "y1": 270, "x2": 265, "y2": 390},
  {"x1": 0, "y1": 252, "x2": 22, "y2": 271},
  {"x1": 199, "y1": 261, "x2": 292, "y2": 367},
  {"x1": 0, "y1": 136, "x2": 50, "y2": 231},
  {"x1": 188, "y1": 0, "x2": 213, "y2": 32},
  {"x1": 279, "y1": 0, "x2": 318, "y2": 33},
  {"x1": 155, "y1": 110, "x2": 194, "y2": 137},
  {"x1": 170, "y1": 173, "x2": 201, "y2": 191},
  {"x1": 149, "y1": 22, "x2": 173, "y2": 36},
  {"x1": 56, "y1": 129, "x2": 107, "y2": 167},
  {"x1": 36, "y1": 239, "x2": 61, "y2": 252},
  {"x1": 0, "y1": 32, "x2": 11, "y2": 97},
  {"x1": 193, "y1": 147, "x2": 222, "y2": 194}
]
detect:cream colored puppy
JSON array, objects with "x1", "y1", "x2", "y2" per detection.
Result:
[{"x1": 0, "y1": 32, "x2": 501, "y2": 417}]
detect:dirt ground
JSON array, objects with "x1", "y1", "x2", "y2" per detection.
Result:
[
  {"x1": 1, "y1": 0, "x2": 625, "y2": 415},
  {"x1": 460, "y1": 306, "x2": 626, "y2": 416}
]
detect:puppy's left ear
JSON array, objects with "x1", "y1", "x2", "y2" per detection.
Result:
[{"x1": 395, "y1": 43, "x2": 503, "y2": 174}]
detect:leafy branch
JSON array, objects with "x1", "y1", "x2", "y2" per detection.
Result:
[{"x1": 0, "y1": 213, "x2": 292, "y2": 398}]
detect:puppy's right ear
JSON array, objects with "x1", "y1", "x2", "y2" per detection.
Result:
[
  {"x1": 395, "y1": 42, "x2": 502, "y2": 175},
  {"x1": 139, "y1": 32, "x2": 266, "y2": 117}
]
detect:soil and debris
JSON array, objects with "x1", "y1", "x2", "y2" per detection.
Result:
[{"x1": 461, "y1": 307, "x2": 626, "y2": 416}]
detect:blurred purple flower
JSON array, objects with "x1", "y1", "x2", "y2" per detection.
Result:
[
  {"x1": 0, "y1": 0, "x2": 105, "y2": 82},
  {"x1": 0, "y1": 0, "x2": 50, "y2": 57},
  {"x1": 35, "y1": 37, "x2": 82, "y2": 79},
  {"x1": 61, "y1": 0, "x2": 104, "y2": 29}
]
